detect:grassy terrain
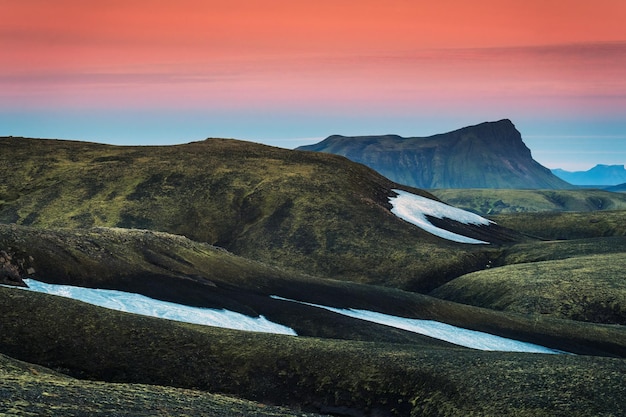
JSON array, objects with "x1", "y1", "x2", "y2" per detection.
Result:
[
  {"x1": 1, "y1": 223, "x2": 623, "y2": 357},
  {"x1": 490, "y1": 210, "x2": 626, "y2": 240},
  {"x1": 1, "y1": 136, "x2": 625, "y2": 416},
  {"x1": 431, "y1": 188, "x2": 626, "y2": 215},
  {"x1": 0, "y1": 136, "x2": 519, "y2": 292},
  {"x1": 0, "y1": 354, "x2": 328, "y2": 417},
  {"x1": 431, "y1": 252, "x2": 626, "y2": 324},
  {"x1": 2, "y1": 288, "x2": 625, "y2": 417}
]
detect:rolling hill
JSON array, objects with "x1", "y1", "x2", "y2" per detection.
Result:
[
  {"x1": 3, "y1": 285, "x2": 625, "y2": 417},
  {"x1": 0, "y1": 136, "x2": 517, "y2": 292},
  {"x1": 430, "y1": 188, "x2": 626, "y2": 215},
  {"x1": 1, "y1": 135, "x2": 626, "y2": 416},
  {"x1": 297, "y1": 119, "x2": 572, "y2": 189},
  {"x1": 2, "y1": 222, "x2": 626, "y2": 415}
]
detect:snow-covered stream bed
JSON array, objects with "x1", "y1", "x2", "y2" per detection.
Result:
[
  {"x1": 6, "y1": 279, "x2": 564, "y2": 354},
  {"x1": 272, "y1": 296, "x2": 563, "y2": 354}
]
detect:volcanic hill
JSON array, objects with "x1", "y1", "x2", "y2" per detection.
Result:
[
  {"x1": 0, "y1": 136, "x2": 515, "y2": 292},
  {"x1": 297, "y1": 119, "x2": 572, "y2": 189},
  {"x1": 2, "y1": 135, "x2": 626, "y2": 416}
]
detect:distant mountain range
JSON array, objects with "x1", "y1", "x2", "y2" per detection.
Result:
[
  {"x1": 552, "y1": 164, "x2": 626, "y2": 186},
  {"x1": 607, "y1": 183, "x2": 626, "y2": 192},
  {"x1": 297, "y1": 119, "x2": 572, "y2": 189}
]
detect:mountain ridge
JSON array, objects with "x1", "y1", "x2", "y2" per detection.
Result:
[
  {"x1": 298, "y1": 119, "x2": 572, "y2": 189},
  {"x1": 552, "y1": 164, "x2": 626, "y2": 186}
]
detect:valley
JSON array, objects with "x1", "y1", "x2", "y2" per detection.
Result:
[{"x1": 1, "y1": 134, "x2": 625, "y2": 416}]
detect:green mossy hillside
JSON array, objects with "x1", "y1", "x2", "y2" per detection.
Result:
[
  {"x1": 431, "y1": 252, "x2": 626, "y2": 324},
  {"x1": 0, "y1": 353, "x2": 328, "y2": 417},
  {"x1": 491, "y1": 210, "x2": 626, "y2": 240},
  {"x1": 0, "y1": 136, "x2": 518, "y2": 292},
  {"x1": 2, "y1": 223, "x2": 623, "y2": 357},
  {"x1": 2, "y1": 136, "x2": 626, "y2": 416},
  {"x1": 2, "y1": 288, "x2": 625, "y2": 417},
  {"x1": 431, "y1": 188, "x2": 626, "y2": 215}
]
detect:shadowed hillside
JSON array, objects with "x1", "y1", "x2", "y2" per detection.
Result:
[
  {"x1": 2, "y1": 223, "x2": 623, "y2": 357},
  {"x1": 0, "y1": 353, "x2": 327, "y2": 417},
  {"x1": 297, "y1": 120, "x2": 572, "y2": 189},
  {"x1": 2, "y1": 287, "x2": 626, "y2": 417},
  {"x1": 607, "y1": 183, "x2": 626, "y2": 192}
]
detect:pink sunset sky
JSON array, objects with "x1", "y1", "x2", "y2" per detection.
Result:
[{"x1": 2, "y1": 0, "x2": 626, "y2": 170}]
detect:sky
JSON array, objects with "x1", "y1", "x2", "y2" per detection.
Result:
[{"x1": 2, "y1": 0, "x2": 626, "y2": 170}]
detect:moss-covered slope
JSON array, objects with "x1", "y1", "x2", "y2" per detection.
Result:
[
  {"x1": 2, "y1": 223, "x2": 625, "y2": 357},
  {"x1": 1, "y1": 288, "x2": 625, "y2": 417},
  {"x1": 431, "y1": 252, "x2": 626, "y2": 324},
  {"x1": 0, "y1": 353, "x2": 328, "y2": 417},
  {"x1": 431, "y1": 188, "x2": 626, "y2": 215},
  {"x1": 0, "y1": 136, "x2": 518, "y2": 292},
  {"x1": 490, "y1": 210, "x2": 626, "y2": 240}
]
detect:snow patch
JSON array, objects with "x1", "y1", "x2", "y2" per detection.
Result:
[
  {"x1": 272, "y1": 296, "x2": 563, "y2": 354},
  {"x1": 389, "y1": 189, "x2": 493, "y2": 244},
  {"x1": 15, "y1": 279, "x2": 297, "y2": 336},
  {"x1": 4, "y1": 280, "x2": 564, "y2": 353}
]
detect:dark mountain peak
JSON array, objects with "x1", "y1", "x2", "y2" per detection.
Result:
[
  {"x1": 298, "y1": 120, "x2": 571, "y2": 189},
  {"x1": 454, "y1": 118, "x2": 515, "y2": 133},
  {"x1": 460, "y1": 119, "x2": 531, "y2": 158}
]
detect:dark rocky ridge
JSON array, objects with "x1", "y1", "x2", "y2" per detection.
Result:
[{"x1": 298, "y1": 119, "x2": 572, "y2": 189}]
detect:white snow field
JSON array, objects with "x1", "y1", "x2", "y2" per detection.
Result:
[
  {"x1": 389, "y1": 189, "x2": 493, "y2": 244},
  {"x1": 272, "y1": 296, "x2": 563, "y2": 354},
  {"x1": 16, "y1": 279, "x2": 297, "y2": 335},
  {"x1": 7, "y1": 280, "x2": 562, "y2": 353}
]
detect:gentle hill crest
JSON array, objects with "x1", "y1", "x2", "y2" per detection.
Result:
[
  {"x1": 297, "y1": 119, "x2": 572, "y2": 189},
  {"x1": 0, "y1": 136, "x2": 516, "y2": 291},
  {"x1": 430, "y1": 188, "x2": 626, "y2": 215}
]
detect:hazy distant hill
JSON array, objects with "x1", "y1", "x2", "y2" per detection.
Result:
[
  {"x1": 552, "y1": 164, "x2": 626, "y2": 186},
  {"x1": 607, "y1": 183, "x2": 626, "y2": 192},
  {"x1": 297, "y1": 119, "x2": 572, "y2": 189}
]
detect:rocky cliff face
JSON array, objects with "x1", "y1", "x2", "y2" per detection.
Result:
[{"x1": 298, "y1": 120, "x2": 572, "y2": 189}]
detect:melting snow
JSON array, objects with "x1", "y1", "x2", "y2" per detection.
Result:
[
  {"x1": 14, "y1": 279, "x2": 297, "y2": 336},
  {"x1": 4, "y1": 280, "x2": 563, "y2": 353},
  {"x1": 389, "y1": 189, "x2": 493, "y2": 244},
  {"x1": 272, "y1": 296, "x2": 563, "y2": 354}
]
